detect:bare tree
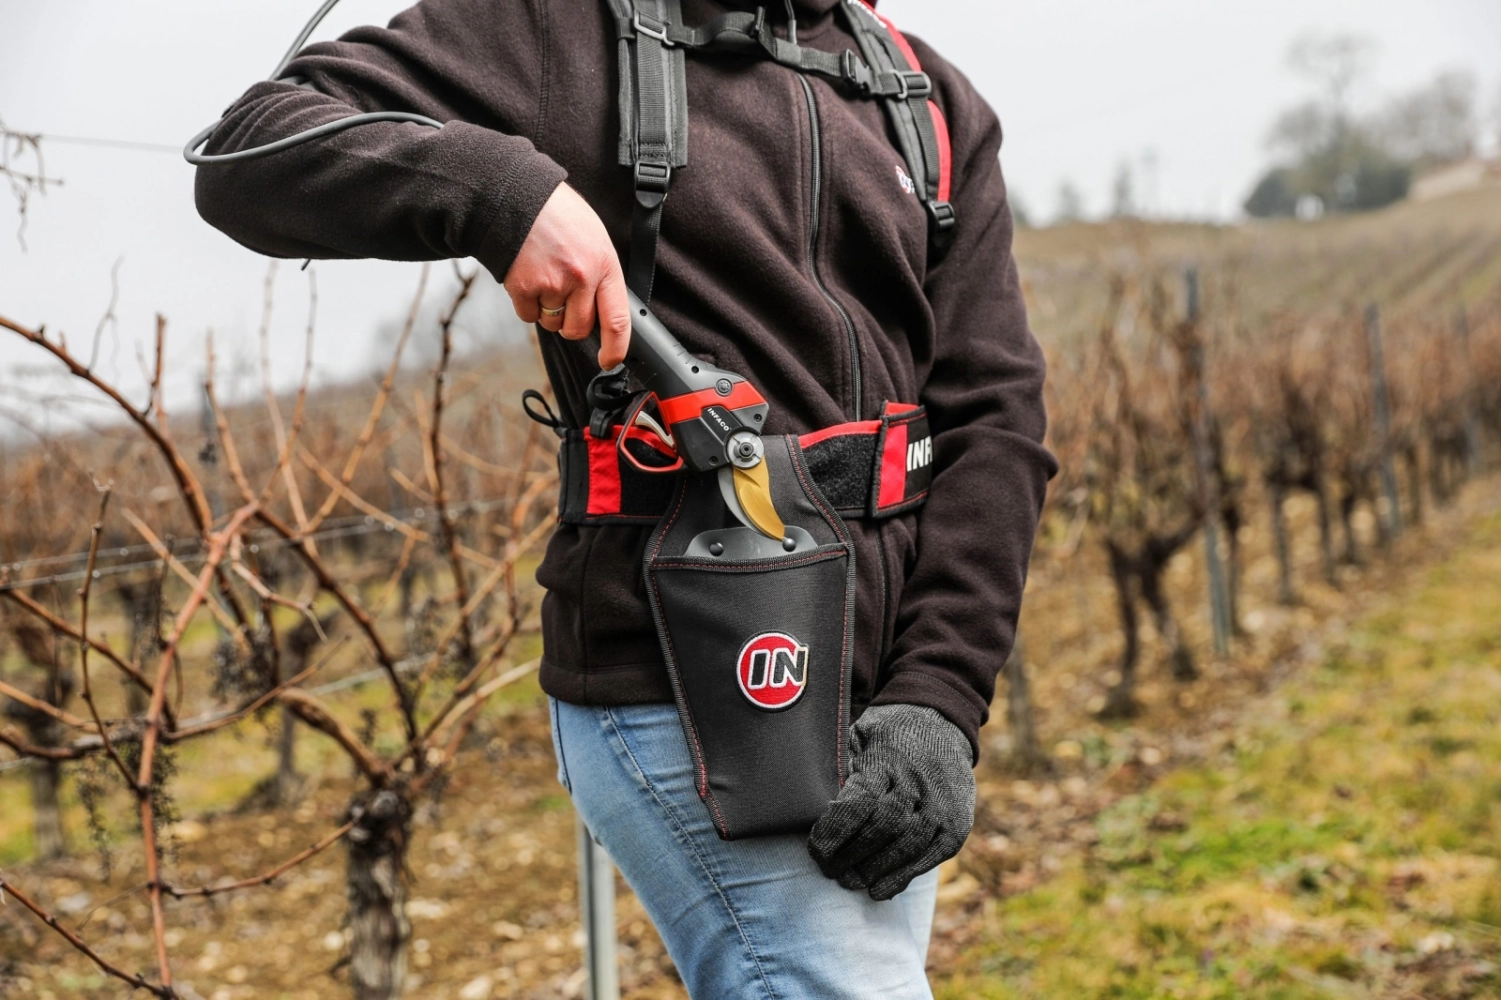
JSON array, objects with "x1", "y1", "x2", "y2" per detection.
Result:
[
  {"x1": 1375, "y1": 70, "x2": 1479, "y2": 167},
  {"x1": 1001, "y1": 638, "x2": 1049, "y2": 777},
  {"x1": 1, "y1": 619, "x2": 74, "y2": 859},
  {"x1": 1055, "y1": 179, "x2": 1085, "y2": 225},
  {"x1": 1286, "y1": 33, "x2": 1376, "y2": 122},
  {"x1": 1081, "y1": 279, "x2": 1204, "y2": 718},
  {"x1": 0, "y1": 266, "x2": 557, "y2": 999},
  {"x1": 1110, "y1": 161, "x2": 1136, "y2": 219}
]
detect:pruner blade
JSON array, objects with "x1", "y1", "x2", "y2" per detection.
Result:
[
  {"x1": 731, "y1": 460, "x2": 786, "y2": 540},
  {"x1": 717, "y1": 460, "x2": 786, "y2": 541}
]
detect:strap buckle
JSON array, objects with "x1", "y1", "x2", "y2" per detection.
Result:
[
  {"x1": 841, "y1": 50, "x2": 874, "y2": 95},
  {"x1": 895, "y1": 70, "x2": 932, "y2": 101},
  {"x1": 633, "y1": 160, "x2": 672, "y2": 194},
  {"x1": 632, "y1": 11, "x2": 675, "y2": 46},
  {"x1": 926, "y1": 200, "x2": 956, "y2": 247}
]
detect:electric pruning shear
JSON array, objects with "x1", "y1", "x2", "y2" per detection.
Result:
[{"x1": 584, "y1": 292, "x2": 789, "y2": 543}]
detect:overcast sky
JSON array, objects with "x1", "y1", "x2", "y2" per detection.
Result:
[{"x1": 1, "y1": 0, "x2": 1498, "y2": 420}]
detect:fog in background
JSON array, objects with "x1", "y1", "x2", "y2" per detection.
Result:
[{"x1": 1, "y1": 0, "x2": 1498, "y2": 420}]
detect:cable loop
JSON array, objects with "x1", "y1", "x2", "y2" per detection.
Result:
[{"x1": 183, "y1": 0, "x2": 444, "y2": 167}]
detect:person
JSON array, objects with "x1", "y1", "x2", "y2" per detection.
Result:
[{"x1": 194, "y1": 1, "x2": 1056, "y2": 996}]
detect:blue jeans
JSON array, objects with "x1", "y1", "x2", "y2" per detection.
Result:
[{"x1": 549, "y1": 698, "x2": 939, "y2": 1000}]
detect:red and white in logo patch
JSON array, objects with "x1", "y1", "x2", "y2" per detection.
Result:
[{"x1": 736, "y1": 632, "x2": 809, "y2": 711}]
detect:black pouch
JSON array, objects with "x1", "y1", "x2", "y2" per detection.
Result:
[{"x1": 644, "y1": 435, "x2": 855, "y2": 839}]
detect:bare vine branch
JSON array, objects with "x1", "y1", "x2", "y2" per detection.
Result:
[
  {"x1": 0, "y1": 875, "x2": 175, "y2": 998},
  {"x1": 0, "y1": 119, "x2": 63, "y2": 250}
]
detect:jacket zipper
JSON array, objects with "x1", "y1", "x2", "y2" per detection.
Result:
[
  {"x1": 799, "y1": 74, "x2": 890, "y2": 696},
  {"x1": 797, "y1": 75, "x2": 863, "y2": 420}
]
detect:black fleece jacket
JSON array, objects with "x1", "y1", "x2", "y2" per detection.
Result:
[{"x1": 194, "y1": 0, "x2": 1057, "y2": 756}]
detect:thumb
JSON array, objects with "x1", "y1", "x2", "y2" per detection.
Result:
[{"x1": 595, "y1": 263, "x2": 633, "y2": 369}]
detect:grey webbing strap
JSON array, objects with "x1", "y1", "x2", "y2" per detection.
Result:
[
  {"x1": 627, "y1": 7, "x2": 897, "y2": 103},
  {"x1": 607, "y1": 0, "x2": 637, "y2": 167},
  {"x1": 620, "y1": 0, "x2": 688, "y2": 302},
  {"x1": 758, "y1": 28, "x2": 847, "y2": 79},
  {"x1": 635, "y1": 9, "x2": 761, "y2": 49},
  {"x1": 627, "y1": 161, "x2": 669, "y2": 301},
  {"x1": 841, "y1": 1, "x2": 954, "y2": 247}
]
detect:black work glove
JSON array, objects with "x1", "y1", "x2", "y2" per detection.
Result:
[{"x1": 807, "y1": 704, "x2": 976, "y2": 901}]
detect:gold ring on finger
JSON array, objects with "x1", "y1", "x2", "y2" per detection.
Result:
[{"x1": 540, "y1": 303, "x2": 565, "y2": 318}]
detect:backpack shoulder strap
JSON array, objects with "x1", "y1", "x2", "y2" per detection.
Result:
[
  {"x1": 608, "y1": 0, "x2": 690, "y2": 302},
  {"x1": 606, "y1": 0, "x2": 958, "y2": 295},
  {"x1": 841, "y1": 1, "x2": 955, "y2": 248}
]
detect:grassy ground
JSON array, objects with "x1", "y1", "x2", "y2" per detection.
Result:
[
  {"x1": 934, "y1": 509, "x2": 1501, "y2": 999},
  {"x1": 5, "y1": 494, "x2": 1498, "y2": 999}
]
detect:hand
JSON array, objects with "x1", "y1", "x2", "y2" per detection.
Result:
[
  {"x1": 503, "y1": 183, "x2": 631, "y2": 369},
  {"x1": 807, "y1": 704, "x2": 975, "y2": 901}
]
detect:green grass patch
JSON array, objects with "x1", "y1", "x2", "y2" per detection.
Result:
[{"x1": 940, "y1": 511, "x2": 1501, "y2": 999}]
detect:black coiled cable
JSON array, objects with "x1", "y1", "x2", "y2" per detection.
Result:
[{"x1": 183, "y1": 0, "x2": 444, "y2": 166}]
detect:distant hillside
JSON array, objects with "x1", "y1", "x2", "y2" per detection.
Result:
[{"x1": 1015, "y1": 185, "x2": 1501, "y2": 348}]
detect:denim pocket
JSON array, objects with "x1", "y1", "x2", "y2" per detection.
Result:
[{"x1": 548, "y1": 697, "x2": 573, "y2": 794}]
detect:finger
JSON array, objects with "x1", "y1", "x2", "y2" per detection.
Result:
[
  {"x1": 559, "y1": 279, "x2": 599, "y2": 342},
  {"x1": 806, "y1": 767, "x2": 891, "y2": 872},
  {"x1": 816, "y1": 780, "x2": 906, "y2": 876},
  {"x1": 537, "y1": 296, "x2": 568, "y2": 334},
  {"x1": 511, "y1": 290, "x2": 541, "y2": 325},
  {"x1": 594, "y1": 262, "x2": 632, "y2": 369},
  {"x1": 866, "y1": 829, "x2": 964, "y2": 902},
  {"x1": 839, "y1": 756, "x2": 893, "y2": 798},
  {"x1": 820, "y1": 792, "x2": 915, "y2": 878},
  {"x1": 851, "y1": 820, "x2": 939, "y2": 899},
  {"x1": 837, "y1": 868, "x2": 870, "y2": 892},
  {"x1": 808, "y1": 793, "x2": 882, "y2": 877},
  {"x1": 864, "y1": 830, "x2": 942, "y2": 902}
]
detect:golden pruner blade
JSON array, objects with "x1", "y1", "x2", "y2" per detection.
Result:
[{"x1": 730, "y1": 459, "x2": 786, "y2": 540}]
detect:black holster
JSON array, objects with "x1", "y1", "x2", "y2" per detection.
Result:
[{"x1": 644, "y1": 435, "x2": 855, "y2": 839}]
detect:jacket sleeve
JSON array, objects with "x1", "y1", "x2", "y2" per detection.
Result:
[
  {"x1": 194, "y1": 0, "x2": 566, "y2": 282},
  {"x1": 868, "y1": 50, "x2": 1058, "y2": 760}
]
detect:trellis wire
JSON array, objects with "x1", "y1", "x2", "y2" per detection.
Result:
[{"x1": 0, "y1": 494, "x2": 526, "y2": 593}]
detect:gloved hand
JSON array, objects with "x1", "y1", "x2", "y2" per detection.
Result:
[{"x1": 807, "y1": 704, "x2": 976, "y2": 901}]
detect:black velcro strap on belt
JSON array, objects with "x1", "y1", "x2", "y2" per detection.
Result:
[
  {"x1": 557, "y1": 402, "x2": 931, "y2": 525},
  {"x1": 804, "y1": 401, "x2": 932, "y2": 518}
]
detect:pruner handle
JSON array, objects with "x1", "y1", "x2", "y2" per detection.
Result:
[
  {"x1": 573, "y1": 292, "x2": 769, "y2": 474},
  {"x1": 578, "y1": 291, "x2": 730, "y2": 400}
]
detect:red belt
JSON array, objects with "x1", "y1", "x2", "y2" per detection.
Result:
[{"x1": 556, "y1": 402, "x2": 932, "y2": 525}]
